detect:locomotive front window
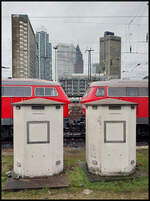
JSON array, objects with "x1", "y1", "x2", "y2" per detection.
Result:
[
  {"x1": 2, "y1": 86, "x2": 31, "y2": 97},
  {"x1": 35, "y1": 87, "x2": 58, "y2": 97},
  {"x1": 108, "y1": 87, "x2": 125, "y2": 97},
  {"x1": 126, "y1": 87, "x2": 139, "y2": 96},
  {"x1": 35, "y1": 88, "x2": 44, "y2": 96},
  {"x1": 45, "y1": 88, "x2": 58, "y2": 96},
  {"x1": 96, "y1": 88, "x2": 105, "y2": 97}
]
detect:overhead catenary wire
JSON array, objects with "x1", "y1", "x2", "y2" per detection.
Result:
[
  {"x1": 3, "y1": 17, "x2": 147, "y2": 26},
  {"x1": 127, "y1": 3, "x2": 147, "y2": 53}
]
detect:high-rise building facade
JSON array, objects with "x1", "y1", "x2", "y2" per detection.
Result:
[
  {"x1": 100, "y1": 31, "x2": 121, "y2": 79},
  {"x1": 12, "y1": 14, "x2": 36, "y2": 78},
  {"x1": 92, "y1": 63, "x2": 100, "y2": 74},
  {"x1": 35, "y1": 31, "x2": 52, "y2": 80},
  {"x1": 56, "y1": 43, "x2": 76, "y2": 80},
  {"x1": 74, "y1": 45, "x2": 83, "y2": 73}
]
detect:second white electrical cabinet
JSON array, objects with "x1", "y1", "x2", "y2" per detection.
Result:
[{"x1": 85, "y1": 98, "x2": 137, "y2": 176}]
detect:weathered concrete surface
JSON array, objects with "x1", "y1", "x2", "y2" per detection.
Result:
[
  {"x1": 1, "y1": 145, "x2": 148, "y2": 156},
  {"x1": 85, "y1": 101, "x2": 137, "y2": 176},
  {"x1": 79, "y1": 161, "x2": 148, "y2": 182},
  {"x1": 13, "y1": 100, "x2": 64, "y2": 178},
  {"x1": 3, "y1": 175, "x2": 68, "y2": 191}
]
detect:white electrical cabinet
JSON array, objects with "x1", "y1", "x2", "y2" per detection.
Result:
[
  {"x1": 85, "y1": 98, "x2": 137, "y2": 176},
  {"x1": 12, "y1": 98, "x2": 64, "y2": 178}
]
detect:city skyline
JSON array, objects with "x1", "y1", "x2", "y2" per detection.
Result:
[
  {"x1": 11, "y1": 12, "x2": 85, "y2": 81},
  {"x1": 2, "y1": 1, "x2": 148, "y2": 80}
]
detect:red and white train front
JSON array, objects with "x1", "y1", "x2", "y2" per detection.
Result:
[
  {"x1": 81, "y1": 79, "x2": 149, "y2": 126},
  {"x1": 1, "y1": 78, "x2": 70, "y2": 139}
]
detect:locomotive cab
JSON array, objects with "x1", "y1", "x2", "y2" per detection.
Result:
[
  {"x1": 81, "y1": 79, "x2": 149, "y2": 140},
  {"x1": 1, "y1": 78, "x2": 70, "y2": 140}
]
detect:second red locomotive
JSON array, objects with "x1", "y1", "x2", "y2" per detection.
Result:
[{"x1": 81, "y1": 79, "x2": 149, "y2": 137}]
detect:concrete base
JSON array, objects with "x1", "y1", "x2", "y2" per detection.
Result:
[
  {"x1": 79, "y1": 161, "x2": 147, "y2": 182},
  {"x1": 88, "y1": 165, "x2": 136, "y2": 176},
  {"x1": 3, "y1": 174, "x2": 68, "y2": 191}
]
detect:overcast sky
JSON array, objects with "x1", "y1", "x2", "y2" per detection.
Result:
[{"x1": 2, "y1": 1, "x2": 148, "y2": 79}]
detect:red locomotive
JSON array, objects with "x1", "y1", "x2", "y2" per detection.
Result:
[
  {"x1": 2, "y1": 78, "x2": 70, "y2": 139},
  {"x1": 81, "y1": 79, "x2": 149, "y2": 137}
]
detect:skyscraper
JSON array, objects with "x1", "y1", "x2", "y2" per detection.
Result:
[
  {"x1": 100, "y1": 31, "x2": 121, "y2": 79},
  {"x1": 12, "y1": 14, "x2": 36, "y2": 78},
  {"x1": 35, "y1": 31, "x2": 52, "y2": 80},
  {"x1": 74, "y1": 45, "x2": 83, "y2": 73},
  {"x1": 56, "y1": 43, "x2": 76, "y2": 80},
  {"x1": 92, "y1": 63, "x2": 100, "y2": 74}
]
